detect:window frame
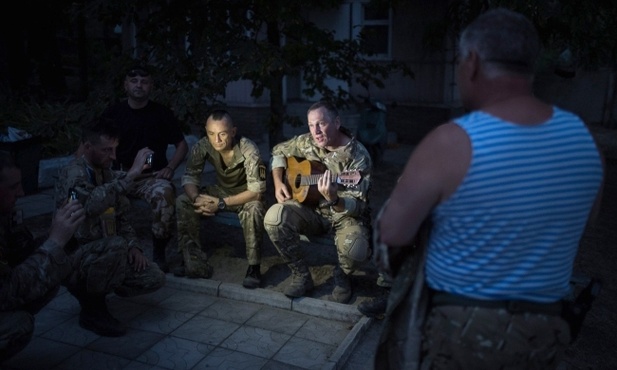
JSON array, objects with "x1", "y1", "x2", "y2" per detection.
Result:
[{"x1": 351, "y1": 0, "x2": 393, "y2": 60}]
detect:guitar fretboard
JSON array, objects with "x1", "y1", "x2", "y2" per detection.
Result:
[{"x1": 300, "y1": 174, "x2": 338, "y2": 186}]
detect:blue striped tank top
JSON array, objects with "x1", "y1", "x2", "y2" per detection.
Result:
[{"x1": 425, "y1": 107, "x2": 603, "y2": 302}]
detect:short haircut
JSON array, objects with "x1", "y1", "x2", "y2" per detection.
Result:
[
  {"x1": 307, "y1": 100, "x2": 339, "y2": 122},
  {"x1": 81, "y1": 117, "x2": 119, "y2": 145},
  {"x1": 459, "y1": 8, "x2": 540, "y2": 76},
  {"x1": 126, "y1": 65, "x2": 151, "y2": 78},
  {"x1": 0, "y1": 151, "x2": 18, "y2": 182},
  {"x1": 207, "y1": 109, "x2": 233, "y2": 125}
]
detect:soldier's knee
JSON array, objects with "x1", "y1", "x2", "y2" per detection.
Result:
[
  {"x1": 162, "y1": 185, "x2": 175, "y2": 200},
  {"x1": 244, "y1": 200, "x2": 266, "y2": 218},
  {"x1": 175, "y1": 194, "x2": 195, "y2": 217},
  {"x1": 264, "y1": 203, "x2": 285, "y2": 228},
  {"x1": 341, "y1": 234, "x2": 370, "y2": 263},
  {"x1": 176, "y1": 193, "x2": 191, "y2": 207}
]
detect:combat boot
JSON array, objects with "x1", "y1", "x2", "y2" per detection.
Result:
[
  {"x1": 74, "y1": 293, "x2": 126, "y2": 337},
  {"x1": 357, "y1": 288, "x2": 390, "y2": 319},
  {"x1": 182, "y1": 243, "x2": 213, "y2": 279},
  {"x1": 284, "y1": 261, "x2": 314, "y2": 298},
  {"x1": 331, "y1": 266, "x2": 352, "y2": 303},
  {"x1": 242, "y1": 264, "x2": 261, "y2": 289},
  {"x1": 152, "y1": 236, "x2": 170, "y2": 273}
]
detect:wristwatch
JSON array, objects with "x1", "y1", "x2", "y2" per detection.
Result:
[{"x1": 217, "y1": 198, "x2": 226, "y2": 210}]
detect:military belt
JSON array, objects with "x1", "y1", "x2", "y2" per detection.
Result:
[{"x1": 431, "y1": 290, "x2": 563, "y2": 316}]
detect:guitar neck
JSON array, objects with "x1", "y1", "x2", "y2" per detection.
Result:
[{"x1": 301, "y1": 173, "x2": 340, "y2": 186}]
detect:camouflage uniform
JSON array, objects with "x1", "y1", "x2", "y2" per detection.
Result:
[
  {"x1": 103, "y1": 99, "x2": 184, "y2": 243},
  {"x1": 54, "y1": 156, "x2": 165, "y2": 297},
  {"x1": 264, "y1": 127, "x2": 373, "y2": 275},
  {"x1": 0, "y1": 214, "x2": 73, "y2": 362},
  {"x1": 177, "y1": 136, "x2": 266, "y2": 269},
  {"x1": 419, "y1": 305, "x2": 570, "y2": 369},
  {"x1": 129, "y1": 177, "x2": 176, "y2": 240}
]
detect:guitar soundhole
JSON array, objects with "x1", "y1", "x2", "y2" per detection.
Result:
[{"x1": 294, "y1": 174, "x2": 302, "y2": 188}]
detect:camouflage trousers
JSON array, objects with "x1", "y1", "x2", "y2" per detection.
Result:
[
  {"x1": 264, "y1": 201, "x2": 371, "y2": 274},
  {"x1": 129, "y1": 177, "x2": 177, "y2": 240},
  {"x1": 176, "y1": 186, "x2": 265, "y2": 265},
  {"x1": 1, "y1": 237, "x2": 164, "y2": 362},
  {"x1": 64, "y1": 236, "x2": 165, "y2": 297},
  {"x1": 419, "y1": 305, "x2": 571, "y2": 370},
  {"x1": 0, "y1": 287, "x2": 59, "y2": 362}
]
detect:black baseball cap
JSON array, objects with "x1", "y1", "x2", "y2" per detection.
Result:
[{"x1": 126, "y1": 65, "x2": 151, "y2": 77}]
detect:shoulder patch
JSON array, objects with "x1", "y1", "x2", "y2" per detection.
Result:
[{"x1": 259, "y1": 164, "x2": 267, "y2": 181}]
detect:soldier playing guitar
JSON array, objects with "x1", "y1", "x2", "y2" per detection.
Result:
[{"x1": 264, "y1": 100, "x2": 388, "y2": 304}]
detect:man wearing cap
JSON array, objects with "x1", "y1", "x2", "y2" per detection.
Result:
[{"x1": 102, "y1": 65, "x2": 188, "y2": 272}]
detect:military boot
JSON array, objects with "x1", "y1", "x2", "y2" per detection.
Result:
[
  {"x1": 284, "y1": 261, "x2": 314, "y2": 298},
  {"x1": 331, "y1": 266, "x2": 352, "y2": 303},
  {"x1": 242, "y1": 264, "x2": 261, "y2": 289},
  {"x1": 73, "y1": 292, "x2": 126, "y2": 337},
  {"x1": 152, "y1": 236, "x2": 170, "y2": 273},
  {"x1": 357, "y1": 288, "x2": 390, "y2": 319},
  {"x1": 182, "y1": 243, "x2": 213, "y2": 279}
]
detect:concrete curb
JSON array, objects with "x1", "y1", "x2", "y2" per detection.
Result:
[
  {"x1": 164, "y1": 275, "x2": 368, "y2": 370},
  {"x1": 326, "y1": 316, "x2": 373, "y2": 370},
  {"x1": 165, "y1": 275, "x2": 363, "y2": 323}
]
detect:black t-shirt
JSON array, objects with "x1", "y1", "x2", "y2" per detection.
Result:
[{"x1": 103, "y1": 100, "x2": 184, "y2": 171}]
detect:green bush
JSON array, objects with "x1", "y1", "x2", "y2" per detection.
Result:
[{"x1": 0, "y1": 100, "x2": 107, "y2": 159}]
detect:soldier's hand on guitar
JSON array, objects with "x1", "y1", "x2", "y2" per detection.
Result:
[
  {"x1": 193, "y1": 194, "x2": 218, "y2": 216},
  {"x1": 318, "y1": 170, "x2": 338, "y2": 202},
  {"x1": 274, "y1": 182, "x2": 292, "y2": 203}
]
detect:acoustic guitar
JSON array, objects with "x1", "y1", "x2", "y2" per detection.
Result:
[{"x1": 285, "y1": 156, "x2": 361, "y2": 205}]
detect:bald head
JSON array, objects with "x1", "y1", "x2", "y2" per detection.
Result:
[{"x1": 205, "y1": 109, "x2": 237, "y2": 152}]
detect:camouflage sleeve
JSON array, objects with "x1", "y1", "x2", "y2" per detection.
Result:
[
  {"x1": 55, "y1": 159, "x2": 140, "y2": 247},
  {"x1": 331, "y1": 142, "x2": 373, "y2": 219},
  {"x1": 241, "y1": 138, "x2": 267, "y2": 194},
  {"x1": 0, "y1": 237, "x2": 72, "y2": 311},
  {"x1": 270, "y1": 135, "x2": 310, "y2": 169},
  {"x1": 55, "y1": 159, "x2": 133, "y2": 217},
  {"x1": 181, "y1": 138, "x2": 209, "y2": 187}
]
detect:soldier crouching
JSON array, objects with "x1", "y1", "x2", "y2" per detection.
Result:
[{"x1": 55, "y1": 118, "x2": 166, "y2": 337}]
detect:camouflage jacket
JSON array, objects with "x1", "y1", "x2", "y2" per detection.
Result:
[
  {"x1": 182, "y1": 136, "x2": 267, "y2": 195},
  {"x1": 54, "y1": 156, "x2": 140, "y2": 249},
  {"x1": 0, "y1": 215, "x2": 72, "y2": 311},
  {"x1": 270, "y1": 127, "x2": 372, "y2": 220}
]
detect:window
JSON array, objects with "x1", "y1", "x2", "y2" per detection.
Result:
[{"x1": 358, "y1": 1, "x2": 391, "y2": 58}]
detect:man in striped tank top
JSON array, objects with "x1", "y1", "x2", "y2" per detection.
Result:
[{"x1": 373, "y1": 8, "x2": 604, "y2": 370}]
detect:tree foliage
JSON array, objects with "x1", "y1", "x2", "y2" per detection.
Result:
[
  {"x1": 441, "y1": 0, "x2": 617, "y2": 71},
  {"x1": 1, "y1": 0, "x2": 412, "y2": 153},
  {"x1": 429, "y1": 0, "x2": 617, "y2": 125},
  {"x1": 82, "y1": 0, "x2": 412, "y2": 144}
]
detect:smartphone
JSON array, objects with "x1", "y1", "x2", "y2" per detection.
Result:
[{"x1": 68, "y1": 188, "x2": 78, "y2": 202}]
